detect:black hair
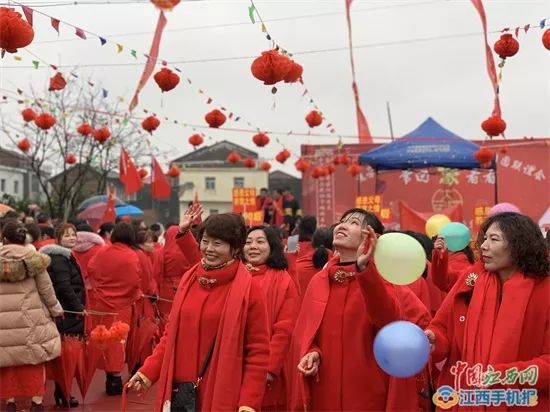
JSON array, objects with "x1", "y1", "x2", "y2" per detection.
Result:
[
  {"x1": 98, "y1": 222, "x2": 115, "y2": 237},
  {"x1": 150, "y1": 223, "x2": 161, "y2": 232},
  {"x1": 298, "y1": 215, "x2": 317, "y2": 242},
  {"x1": 40, "y1": 225, "x2": 55, "y2": 239},
  {"x1": 36, "y1": 212, "x2": 51, "y2": 224},
  {"x1": 111, "y1": 222, "x2": 137, "y2": 247},
  {"x1": 2, "y1": 220, "x2": 28, "y2": 245},
  {"x1": 339, "y1": 207, "x2": 385, "y2": 235},
  {"x1": 311, "y1": 227, "x2": 333, "y2": 269},
  {"x1": 25, "y1": 223, "x2": 41, "y2": 243},
  {"x1": 76, "y1": 223, "x2": 94, "y2": 232},
  {"x1": 198, "y1": 213, "x2": 247, "y2": 259},
  {"x1": 247, "y1": 226, "x2": 288, "y2": 270}
]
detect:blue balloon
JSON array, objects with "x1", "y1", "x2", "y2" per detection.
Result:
[
  {"x1": 439, "y1": 222, "x2": 471, "y2": 252},
  {"x1": 373, "y1": 321, "x2": 430, "y2": 378}
]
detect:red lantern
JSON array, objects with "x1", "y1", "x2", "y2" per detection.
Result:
[
  {"x1": 542, "y1": 28, "x2": 550, "y2": 51},
  {"x1": 166, "y1": 165, "x2": 180, "y2": 178},
  {"x1": 153, "y1": 67, "x2": 180, "y2": 92},
  {"x1": 481, "y1": 116, "x2": 506, "y2": 137},
  {"x1": 348, "y1": 163, "x2": 362, "y2": 177},
  {"x1": 283, "y1": 60, "x2": 303, "y2": 83},
  {"x1": 64, "y1": 154, "x2": 77, "y2": 164},
  {"x1": 0, "y1": 7, "x2": 34, "y2": 55},
  {"x1": 138, "y1": 168, "x2": 148, "y2": 179},
  {"x1": 326, "y1": 164, "x2": 336, "y2": 175},
  {"x1": 34, "y1": 113, "x2": 56, "y2": 130},
  {"x1": 252, "y1": 132, "x2": 270, "y2": 147},
  {"x1": 21, "y1": 108, "x2": 36, "y2": 122},
  {"x1": 205, "y1": 109, "x2": 226, "y2": 128},
  {"x1": 142, "y1": 116, "x2": 160, "y2": 134},
  {"x1": 305, "y1": 110, "x2": 323, "y2": 128},
  {"x1": 493, "y1": 34, "x2": 519, "y2": 59},
  {"x1": 227, "y1": 152, "x2": 241, "y2": 164},
  {"x1": 260, "y1": 161, "x2": 271, "y2": 172},
  {"x1": 150, "y1": 0, "x2": 180, "y2": 10},
  {"x1": 243, "y1": 157, "x2": 256, "y2": 168},
  {"x1": 188, "y1": 134, "x2": 204, "y2": 148},
  {"x1": 250, "y1": 50, "x2": 293, "y2": 85},
  {"x1": 275, "y1": 149, "x2": 291, "y2": 164},
  {"x1": 17, "y1": 137, "x2": 31, "y2": 152},
  {"x1": 93, "y1": 127, "x2": 111, "y2": 143},
  {"x1": 311, "y1": 167, "x2": 324, "y2": 179},
  {"x1": 48, "y1": 72, "x2": 66, "y2": 92},
  {"x1": 295, "y1": 158, "x2": 310, "y2": 173},
  {"x1": 77, "y1": 123, "x2": 93, "y2": 137},
  {"x1": 499, "y1": 144, "x2": 508, "y2": 155},
  {"x1": 474, "y1": 146, "x2": 494, "y2": 166}
]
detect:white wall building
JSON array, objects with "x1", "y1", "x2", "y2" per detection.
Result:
[{"x1": 0, "y1": 148, "x2": 47, "y2": 202}]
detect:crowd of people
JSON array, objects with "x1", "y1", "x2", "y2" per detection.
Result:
[{"x1": 0, "y1": 203, "x2": 548, "y2": 411}]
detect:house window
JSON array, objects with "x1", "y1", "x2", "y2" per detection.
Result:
[
  {"x1": 205, "y1": 177, "x2": 216, "y2": 190},
  {"x1": 209, "y1": 209, "x2": 219, "y2": 215},
  {"x1": 233, "y1": 177, "x2": 244, "y2": 188},
  {"x1": 13, "y1": 180, "x2": 19, "y2": 194},
  {"x1": 0, "y1": 179, "x2": 5, "y2": 192}
]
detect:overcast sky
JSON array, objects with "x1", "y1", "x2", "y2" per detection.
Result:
[{"x1": 0, "y1": 0, "x2": 548, "y2": 175}]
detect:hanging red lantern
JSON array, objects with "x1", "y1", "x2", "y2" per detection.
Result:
[
  {"x1": 21, "y1": 108, "x2": 36, "y2": 122},
  {"x1": 153, "y1": 67, "x2": 180, "y2": 92},
  {"x1": 339, "y1": 153, "x2": 350, "y2": 166},
  {"x1": 305, "y1": 110, "x2": 323, "y2": 128},
  {"x1": 150, "y1": 0, "x2": 180, "y2": 10},
  {"x1": 243, "y1": 157, "x2": 256, "y2": 168},
  {"x1": 252, "y1": 132, "x2": 270, "y2": 147},
  {"x1": 250, "y1": 50, "x2": 293, "y2": 85},
  {"x1": 481, "y1": 115, "x2": 506, "y2": 137},
  {"x1": 283, "y1": 60, "x2": 303, "y2": 83},
  {"x1": 295, "y1": 158, "x2": 310, "y2": 173},
  {"x1": 166, "y1": 165, "x2": 180, "y2": 178},
  {"x1": 77, "y1": 123, "x2": 93, "y2": 137},
  {"x1": 188, "y1": 134, "x2": 204, "y2": 148},
  {"x1": 0, "y1": 7, "x2": 34, "y2": 56},
  {"x1": 227, "y1": 152, "x2": 241, "y2": 164},
  {"x1": 348, "y1": 163, "x2": 362, "y2": 177},
  {"x1": 17, "y1": 137, "x2": 31, "y2": 152},
  {"x1": 93, "y1": 127, "x2": 111, "y2": 143},
  {"x1": 326, "y1": 164, "x2": 336, "y2": 175},
  {"x1": 34, "y1": 113, "x2": 56, "y2": 130},
  {"x1": 493, "y1": 33, "x2": 519, "y2": 59},
  {"x1": 311, "y1": 167, "x2": 324, "y2": 179},
  {"x1": 499, "y1": 144, "x2": 508, "y2": 155},
  {"x1": 48, "y1": 72, "x2": 67, "y2": 92},
  {"x1": 474, "y1": 146, "x2": 494, "y2": 166},
  {"x1": 542, "y1": 28, "x2": 550, "y2": 51},
  {"x1": 260, "y1": 161, "x2": 271, "y2": 172},
  {"x1": 275, "y1": 149, "x2": 291, "y2": 164},
  {"x1": 142, "y1": 116, "x2": 161, "y2": 134},
  {"x1": 138, "y1": 168, "x2": 148, "y2": 179},
  {"x1": 64, "y1": 154, "x2": 77, "y2": 164},
  {"x1": 205, "y1": 109, "x2": 226, "y2": 128}
]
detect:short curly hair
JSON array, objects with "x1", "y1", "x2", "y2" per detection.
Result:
[
  {"x1": 198, "y1": 213, "x2": 247, "y2": 258},
  {"x1": 477, "y1": 212, "x2": 548, "y2": 278}
]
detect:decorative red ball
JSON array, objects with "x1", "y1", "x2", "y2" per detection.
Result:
[
  {"x1": 166, "y1": 165, "x2": 180, "y2": 178},
  {"x1": 243, "y1": 157, "x2": 256, "y2": 168},
  {"x1": 251, "y1": 50, "x2": 293, "y2": 85},
  {"x1": 34, "y1": 113, "x2": 56, "y2": 130},
  {"x1": 347, "y1": 163, "x2": 362, "y2": 177},
  {"x1": 260, "y1": 161, "x2": 271, "y2": 172},
  {"x1": 283, "y1": 61, "x2": 303, "y2": 83},
  {"x1": 64, "y1": 154, "x2": 77, "y2": 164},
  {"x1": 227, "y1": 152, "x2": 241, "y2": 164},
  {"x1": 21, "y1": 108, "x2": 36, "y2": 122},
  {"x1": 542, "y1": 28, "x2": 550, "y2": 51},
  {"x1": 93, "y1": 127, "x2": 111, "y2": 143},
  {"x1": 17, "y1": 137, "x2": 31, "y2": 152},
  {"x1": 295, "y1": 158, "x2": 310, "y2": 173},
  {"x1": 77, "y1": 123, "x2": 93, "y2": 136},
  {"x1": 188, "y1": 134, "x2": 204, "y2": 147},
  {"x1": 252, "y1": 132, "x2": 270, "y2": 147},
  {"x1": 493, "y1": 33, "x2": 519, "y2": 58},
  {"x1": 0, "y1": 7, "x2": 34, "y2": 55},
  {"x1": 474, "y1": 146, "x2": 494, "y2": 165},
  {"x1": 138, "y1": 168, "x2": 148, "y2": 179}
]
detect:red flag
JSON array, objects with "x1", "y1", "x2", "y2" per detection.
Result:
[
  {"x1": 151, "y1": 156, "x2": 171, "y2": 199},
  {"x1": 119, "y1": 148, "x2": 143, "y2": 195},
  {"x1": 129, "y1": 12, "x2": 167, "y2": 111},
  {"x1": 99, "y1": 185, "x2": 117, "y2": 227},
  {"x1": 51, "y1": 18, "x2": 60, "y2": 34},
  {"x1": 21, "y1": 6, "x2": 33, "y2": 26}
]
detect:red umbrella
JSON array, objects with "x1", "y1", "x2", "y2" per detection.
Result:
[
  {"x1": 77, "y1": 202, "x2": 107, "y2": 221},
  {"x1": 126, "y1": 299, "x2": 159, "y2": 373},
  {"x1": 46, "y1": 336, "x2": 86, "y2": 400}
]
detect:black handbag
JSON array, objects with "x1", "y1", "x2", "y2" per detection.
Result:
[{"x1": 171, "y1": 338, "x2": 216, "y2": 412}]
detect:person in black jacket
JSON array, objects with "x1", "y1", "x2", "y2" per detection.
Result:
[{"x1": 40, "y1": 223, "x2": 85, "y2": 408}]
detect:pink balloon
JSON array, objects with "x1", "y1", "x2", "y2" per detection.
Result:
[{"x1": 488, "y1": 202, "x2": 521, "y2": 217}]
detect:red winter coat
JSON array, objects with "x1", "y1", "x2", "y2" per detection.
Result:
[{"x1": 431, "y1": 249, "x2": 473, "y2": 293}]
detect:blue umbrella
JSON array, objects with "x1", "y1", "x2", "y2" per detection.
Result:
[
  {"x1": 115, "y1": 204, "x2": 144, "y2": 217},
  {"x1": 78, "y1": 195, "x2": 126, "y2": 211}
]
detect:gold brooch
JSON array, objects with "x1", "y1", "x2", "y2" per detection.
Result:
[
  {"x1": 465, "y1": 272, "x2": 478, "y2": 287},
  {"x1": 197, "y1": 277, "x2": 217, "y2": 288},
  {"x1": 332, "y1": 269, "x2": 355, "y2": 283},
  {"x1": 245, "y1": 263, "x2": 260, "y2": 272}
]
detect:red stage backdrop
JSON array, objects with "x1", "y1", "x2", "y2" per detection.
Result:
[{"x1": 301, "y1": 139, "x2": 549, "y2": 229}]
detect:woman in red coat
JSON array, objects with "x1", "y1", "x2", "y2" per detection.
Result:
[
  {"x1": 87, "y1": 222, "x2": 142, "y2": 395},
  {"x1": 295, "y1": 227, "x2": 333, "y2": 296},
  {"x1": 244, "y1": 226, "x2": 300, "y2": 410},
  {"x1": 128, "y1": 213, "x2": 270, "y2": 412},
  {"x1": 426, "y1": 212, "x2": 549, "y2": 411},
  {"x1": 431, "y1": 237, "x2": 475, "y2": 293},
  {"x1": 288, "y1": 208, "x2": 419, "y2": 411}
]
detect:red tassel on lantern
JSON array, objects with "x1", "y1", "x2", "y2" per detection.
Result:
[
  {"x1": 227, "y1": 152, "x2": 241, "y2": 164},
  {"x1": 252, "y1": 132, "x2": 270, "y2": 147},
  {"x1": 474, "y1": 146, "x2": 494, "y2": 166},
  {"x1": 295, "y1": 158, "x2": 310, "y2": 173},
  {"x1": 17, "y1": 138, "x2": 31, "y2": 152},
  {"x1": 250, "y1": 50, "x2": 293, "y2": 85},
  {"x1": 48, "y1": 72, "x2": 67, "y2": 92},
  {"x1": 150, "y1": 0, "x2": 180, "y2": 10},
  {"x1": 34, "y1": 113, "x2": 56, "y2": 130},
  {"x1": 166, "y1": 165, "x2": 180, "y2": 178},
  {"x1": 77, "y1": 123, "x2": 93, "y2": 137},
  {"x1": 243, "y1": 157, "x2": 256, "y2": 168},
  {"x1": 542, "y1": 28, "x2": 550, "y2": 51},
  {"x1": 21, "y1": 108, "x2": 36, "y2": 122},
  {"x1": 93, "y1": 127, "x2": 111, "y2": 143},
  {"x1": 142, "y1": 116, "x2": 161, "y2": 134},
  {"x1": 260, "y1": 161, "x2": 271, "y2": 172},
  {"x1": 283, "y1": 61, "x2": 303, "y2": 83},
  {"x1": 188, "y1": 134, "x2": 204, "y2": 148},
  {"x1": 481, "y1": 116, "x2": 506, "y2": 137},
  {"x1": 0, "y1": 7, "x2": 34, "y2": 55},
  {"x1": 305, "y1": 111, "x2": 323, "y2": 128},
  {"x1": 153, "y1": 67, "x2": 180, "y2": 92},
  {"x1": 205, "y1": 109, "x2": 226, "y2": 128},
  {"x1": 348, "y1": 163, "x2": 362, "y2": 177},
  {"x1": 64, "y1": 154, "x2": 77, "y2": 164},
  {"x1": 493, "y1": 33, "x2": 519, "y2": 59}
]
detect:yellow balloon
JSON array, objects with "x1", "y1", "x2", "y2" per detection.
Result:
[
  {"x1": 425, "y1": 214, "x2": 451, "y2": 238},
  {"x1": 373, "y1": 233, "x2": 427, "y2": 286}
]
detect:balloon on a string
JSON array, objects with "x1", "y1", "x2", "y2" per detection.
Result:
[
  {"x1": 373, "y1": 233, "x2": 426, "y2": 286},
  {"x1": 425, "y1": 214, "x2": 451, "y2": 238},
  {"x1": 439, "y1": 222, "x2": 471, "y2": 252},
  {"x1": 374, "y1": 321, "x2": 430, "y2": 378},
  {"x1": 488, "y1": 202, "x2": 521, "y2": 217}
]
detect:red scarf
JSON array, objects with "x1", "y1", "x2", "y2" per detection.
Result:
[{"x1": 154, "y1": 260, "x2": 252, "y2": 411}]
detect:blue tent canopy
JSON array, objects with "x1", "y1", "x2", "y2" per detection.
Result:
[{"x1": 359, "y1": 117, "x2": 489, "y2": 170}]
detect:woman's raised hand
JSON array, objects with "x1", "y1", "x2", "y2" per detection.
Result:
[{"x1": 179, "y1": 203, "x2": 203, "y2": 233}]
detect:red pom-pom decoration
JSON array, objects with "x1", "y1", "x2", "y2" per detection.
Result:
[
  {"x1": 295, "y1": 158, "x2": 310, "y2": 173},
  {"x1": 151, "y1": 0, "x2": 180, "y2": 10},
  {"x1": 48, "y1": 72, "x2": 67, "y2": 92},
  {"x1": 90, "y1": 324, "x2": 111, "y2": 348},
  {"x1": 93, "y1": 127, "x2": 111, "y2": 143},
  {"x1": 34, "y1": 113, "x2": 56, "y2": 130},
  {"x1": 542, "y1": 28, "x2": 550, "y2": 51},
  {"x1": 142, "y1": 115, "x2": 160, "y2": 134},
  {"x1": 64, "y1": 154, "x2": 77, "y2": 164},
  {"x1": 138, "y1": 168, "x2": 148, "y2": 179},
  {"x1": 109, "y1": 321, "x2": 130, "y2": 342},
  {"x1": 243, "y1": 157, "x2": 256, "y2": 169},
  {"x1": 21, "y1": 108, "x2": 36, "y2": 122},
  {"x1": 260, "y1": 161, "x2": 271, "y2": 172},
  {"x1": 275, "y1": 149, "x2": 291, "y2": 164},
  {"x1": 17, "y1": 137, "x2": 31, "y2": 152},
  {"x1": 0, "y1": 7, "x2": 34, "y2": 55},
  {"x1": 77, "y1": 123, "x2": 93, "y2": 137}
]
